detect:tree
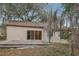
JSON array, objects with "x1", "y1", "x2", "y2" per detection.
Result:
[
  {"x1": 0, "y1": 3, "x2": 47, "y2": 23},
  {"x1": 62, "y1": 3, "x2": 79, "y2": 56},
  {"x1": 47, "y1": 9, "x2": 53, "y2": 43},
  {"x1": 47, "y1": 8, "x2": 58, "y2": 43}
]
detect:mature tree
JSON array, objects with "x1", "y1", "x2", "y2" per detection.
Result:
[
  {"x1": 46, "y1": 8, "x2": 58, "y2": 43},
  {"x1": 0, "y1": 3, "x2": 47, "y2": 24},
  {"x1": 62, "y1": 3, "x2": 79, "y2": 56},
  {"x1": 47, "y1": 9, "x2": 53, "y2": 43}
]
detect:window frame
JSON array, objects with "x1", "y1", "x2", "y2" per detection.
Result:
[{"x1": 27, "y1": 30, "x2": 42, "y2": 40}]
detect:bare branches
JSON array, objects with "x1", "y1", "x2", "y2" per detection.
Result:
[{"x1": 0, "y1": 3, "x2": 47, "y2": 22}]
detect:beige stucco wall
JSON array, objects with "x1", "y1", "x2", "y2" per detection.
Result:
[
  {"x1": 6, "y1": 26, "x2": 49, "y2": 44},
  {"x1": 50, "y1": 31, "x2": 68, "y2": 44},
  {"x1": 5, "y1": 26, "x2": 68, "y2": 44}
]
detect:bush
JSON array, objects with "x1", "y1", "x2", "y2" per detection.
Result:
[
  {"x1": 0, "y1": 35, "x2": 6, "y2": 41},
  {"x1": 60, "y1": 31, "x2": 71, "y2": 40}
]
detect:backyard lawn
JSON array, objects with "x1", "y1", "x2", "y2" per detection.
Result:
[{"x1": 0, "y1": 43, "x2": 78, "y2": 56}]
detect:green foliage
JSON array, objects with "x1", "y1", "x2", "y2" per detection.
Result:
[
  {"x1": 62, "y1": 3, "x2": 75, "y2": 12},
  {"x1": 60, "y1": 31, "x2": 72, "y2": 40},
  {"x1": 0, "y1": 35, "x2": 6, "y2": 41}
]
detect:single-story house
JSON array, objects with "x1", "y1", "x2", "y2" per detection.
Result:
[{"x1": 0, "y1": 21, "x2": 68, "y2": 45}]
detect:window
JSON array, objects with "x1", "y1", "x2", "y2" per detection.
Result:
[
  {"x1": 39, "y1": 31, "x2": 42, "y2": 40},
  {"x1": 27, "y1": 30, "x2": 42, "y2": 40},
  {"x1": 31, "y1": 31, "x2": 34, "y2": 39},
  {"x1": 27, "y1": 31, "x2": 30, "y2": 40}
]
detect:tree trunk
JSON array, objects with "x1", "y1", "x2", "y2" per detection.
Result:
[
  {"x1": 70, "y1": 29, "x2": 75, "y2": 56},
  {"x1": 70, "y1": 43, "x2": 74, "y2": 56}
]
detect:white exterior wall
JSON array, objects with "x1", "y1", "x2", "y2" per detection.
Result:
[
  {"x1": 6, "y1": 26, "x2": 49, "y2": 44},
  {"x1": 50, "y1": 31, "x2": 68, "y2": 44}
]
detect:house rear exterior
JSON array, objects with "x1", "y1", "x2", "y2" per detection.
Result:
[
  {"x1": 5, "y1": 21, "x2": 50, "y2": 44},
  {"x1": 0, "y1": 21, "x2": 68, "y2": 45}
]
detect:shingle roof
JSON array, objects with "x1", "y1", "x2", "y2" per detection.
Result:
[
  {"x1": 5, "y1": 20, "x2": 71, "y2": 31},
  {"x1": 5, "y1": 21, "x2": 48, "y2": 28}
]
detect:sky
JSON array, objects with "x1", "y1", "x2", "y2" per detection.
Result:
[
  {"x1": 47, "y1": 3, "x2": 70, "y2": 27},
  {"x1": 47, "y1": 3, "x2": 63, "y2": 15},
  {"x1": 48, "y1": 3, "x2": 62, "y2": 11}
]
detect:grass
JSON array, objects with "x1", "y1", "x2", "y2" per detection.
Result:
[
  {"x1": 0, "y1": 43, "x2": 78, "y2": 56},
  {"x1": 40, "y1": 43, "x2": 70, "y2": 56}
]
